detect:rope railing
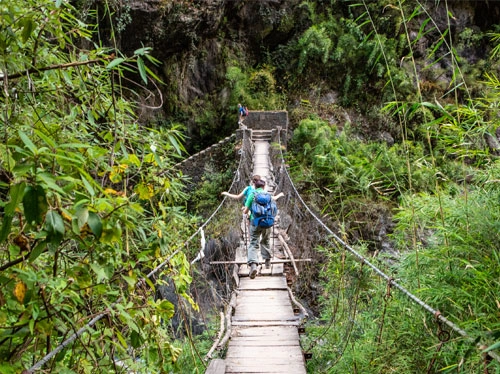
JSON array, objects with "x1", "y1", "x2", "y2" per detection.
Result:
[
  {"x1": 28, "y1": 130, "x2": 249, "y2": 372},
  {"x1": 275, "y1": 127, "x2": 500, "y2": 364}
]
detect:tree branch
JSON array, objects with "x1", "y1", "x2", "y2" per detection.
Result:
[{"x1": 3, "y1": 56, "x2": 114, "y2": 80}]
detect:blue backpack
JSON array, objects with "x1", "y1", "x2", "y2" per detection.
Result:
[{"x1": 251, "y1": 192, "x2": 277, "y2": 228}]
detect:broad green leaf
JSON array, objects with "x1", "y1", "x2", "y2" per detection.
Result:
[
  {"x1": 80, "y1": 174, "x2": 95, "y2": 197},
  {"x1": 34, "y1": 129, "x2": 56, "y2": 148},
  {"x1": 87, "y1": 212, "x2": 102, "y2": 238},
  {"x1": 18, "y1": 130, "x2": 37, "y2": 155},
  {"x1": 134, "y1": 47, "x2": 150, "y2": 56},
  {"x1": 5, "y1": 182, "x2": 26, "y2": 216},
  {"x1": 100, "y1": 221, "x2": 122, "y2": 244},
  {"x1": 115, "y1": 331, "x2": 128, "y2": 349},
  {"x1": 75, "y1": 205, "x2": 89, "y2": 230},
  {"x1": 156, "y1": 300, "x2": 175, "y2": 319},
  {"x1": 106, "y1": 57, "x2": 125, "y2": 69},
  {"x1": 20, "y1": 17, "x2": 34, "y2": 43},
  {"x1": 137, "y1": 56, "x2": 147, "y2": 84},
  {"x1": 45, "y1": 210, "x2": 65, "y2": 244},
  {"x1": 28, "y1": 241, "x2": 47, "y2": 262},
  {"x1": 0, "y1": 215, "x2": 13, "y2": 243},
  {"x1": 37, "y1": 173, "x2": 66, "y2": 194},
  {"x1": 144, "y1": 65, "x2": 163, "y2": 83},
  {"x1": 130, "y1": 330, "x2": 143, "y2": 349},
  {"x1": 168, "y1": 134, "x2": 182, "y2": 155},
  {"x1": 90, "y1": 263, "x2": 108, "y2": 282},
  {"x1": 23, "y1": 185, "x2": 48, "y2": 225}
]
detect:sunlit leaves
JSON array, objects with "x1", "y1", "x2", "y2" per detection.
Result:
[{"x1": 0, "y1": 0, "x2": 192, "y2": 371}]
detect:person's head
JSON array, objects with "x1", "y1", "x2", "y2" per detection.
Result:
[
  {"x1": 255, "y1": 179, "x2": 266, "y2": 189},
  {"x1": 251, "y1": 175, "x2": 261, "y2": 185},
  {"x1": 238, "y1": 103, "x2": 242, "y2": 108}
]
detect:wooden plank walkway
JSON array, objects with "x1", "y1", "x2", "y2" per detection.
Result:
[
  {"x1": 225, "y1": 277, "x2": 306, "y2": 374},
  {"x1": 207, "y1": 132, "x2": 307, "y2": 374}
]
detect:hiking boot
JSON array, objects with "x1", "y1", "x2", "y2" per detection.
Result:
[
  {"x1": 249, "y1": 263, "x2": 257, "y2": 279},
  {"x1": 265, "y1": 259, "x2": 271, "y2": 269}
]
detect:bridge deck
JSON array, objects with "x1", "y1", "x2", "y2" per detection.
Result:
[
  {"x1": 206, "y1": 132, "x2": 307, "y2": 374},
  {"x1": 225, "y1": 277, "x2": 305, "y2": 374}
]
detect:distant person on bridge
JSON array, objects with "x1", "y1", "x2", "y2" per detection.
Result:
[
  {"x1": 243, "y1": 179, "x2": 272, "y2": 279},
  {"x1": 238, "y1": 103, "x2": 248, "y2": 127}
]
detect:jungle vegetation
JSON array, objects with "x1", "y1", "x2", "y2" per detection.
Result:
[{"x1": 1, "y1": 0, "x2": 500, "y2": 373}]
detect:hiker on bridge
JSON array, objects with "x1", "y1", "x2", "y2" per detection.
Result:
[
  {"x1": 243, "y1": 179, "x2": 273, "y2": 279},
  {"x1": 238, "y1": 103, "x2": 248, "y2": 126},
  {"x1": 221, "y1": 175, "x2": 261, "y2": 207},
  {"x1": 221, "y1": 175, "x2": 285, "y2": 210}
]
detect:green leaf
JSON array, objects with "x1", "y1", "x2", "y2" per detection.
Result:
[
  {"x1": 106, "y1": 57, "x2": 125, "y2": 69},
  {"x1": 20, "y1": 17, "x2": 35, "y2": 43},
  {"x1": 23, "y1": 185, "x2": 48, "y2": 225},
  {"x1": 134, "y1": 46, "x2": 151, "y2": 56},
  {"x1": 75, "y1": 205, "x2": 89, "y2": 230},
  {"x1": 87, "y1": 212, "x2": 102, "y2": 238},
  {"x1": 34, "y1": 129, "x2": 56, "y2": 148},
  {"x1": 137, "y1": 56, "x2": 147, "y2": 84},
  {"x1": 130, "y1": 330, "x2": 143, "y2": 349},
  {"x1": 37, "y1": 173, "x2": 66, "y2": 195},
  {"x1": 0, "y1": 215, "x2": 13, "y2": 243},
  {"x1": 45, "y1": 210, "x2": 65, "y2": 244},
  {"x1": 90, "y1": 263, "x2": 109, "y2": 282},
  {"x1": 156, "y1": 300, "x2": 175, "y2": 319},
  {"x1": 80, "y1": 173, "x2": 95, "y2": 197},
  {"x1": 483, "y1": 341, "x2": 500, "y2": 353},
  {"x1": 18, "y1": 130, "x2": 37, "y2": 155},
  {"x1": 5, "y1": 182, "x2": 26, "y2": 216},
  {"x1": 28, "y1": 241, "x2": 47, "y2": 262}
]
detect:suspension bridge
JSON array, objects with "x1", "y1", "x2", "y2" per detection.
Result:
[
  {"x1": 200, "y1": 111, "x2": 500, "y2": 373},
  {"x1": 25, "y1": 111, "x2": 500, "y2": 373},
  {"x1": 205, "y1": 118, "x2": 308, "y2": 374}
]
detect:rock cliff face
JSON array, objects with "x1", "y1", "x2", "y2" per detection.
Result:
[{"x1": 114, "y1": 0, "x2": 500, "y2": 149}]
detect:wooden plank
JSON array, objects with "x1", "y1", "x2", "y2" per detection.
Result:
[
  {"x1": 235, "y1": 303, "x2": 292, "y2": 310},
  {"x1": 231, "y1": 326, "x2": 299, "y2": 339},
  {"x1": 233, "y1": 306, "x2": 296, "y2": 319},
  {"x1": 205, "y1": 359, "x2": 226, "y2": 374},
  {"x1": 238, "y1": 277, "x2": 287, "y2": 290},
  {"x1": 227, "y1": 345, "x2": 303, "y2": 358},
  {"x1": 231, "y1": 321, "x2": 300, "y2": 326},
  {"x1": 237, "y1": 289, "x2": 289, "y2": 299},
  {"x1": 232, "y1": 315, "x2": 299, "y2": 322},
  {"x1": 229, "y1": 339, "x2": 300, "y2": 347},
  {"x1": 226, "y1": 363, "x2": 306, "y2": 374},
  {"x1": 211, "y1": 259, "x2": 311, "y2": 265}
]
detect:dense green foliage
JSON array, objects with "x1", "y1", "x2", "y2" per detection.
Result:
[
  {"x1": 287, "y1": 2, "x2": 500, "y2": 373},
  {"x1": 2, "y1": 0, "x2": 500, "y2": 373},
  {"x1": 0, "y1": 1, "x2": 202, "y2": 372}
]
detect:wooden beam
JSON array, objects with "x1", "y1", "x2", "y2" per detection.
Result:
[
  {"x1": 205, "y1": 359, "x2": 226, "y2": 374},
  {"x1": 209, "y1": 259, "x2": 311, "y2": 265}
]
